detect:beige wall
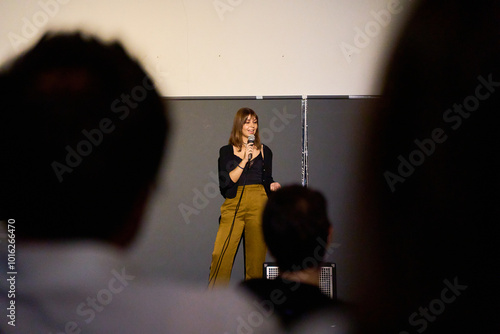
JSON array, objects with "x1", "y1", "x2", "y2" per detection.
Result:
[{"x1": 0, "y1": 0, "x2": 416, "y2": 97}]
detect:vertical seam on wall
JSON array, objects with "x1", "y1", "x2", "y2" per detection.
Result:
[{"x1": 301, "y1": 96, "x2": 309, "y2": 187}]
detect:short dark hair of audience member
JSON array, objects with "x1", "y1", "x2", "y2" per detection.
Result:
[
  {"x1": 0, "y1": 31, "x2": 168, "y2": 246},
  {"x1": 351, "y1": 1, "x2": 500, "y2": 333},
  {"x1": 262, "y1": 185, "x2": 332, "y2": 272}
]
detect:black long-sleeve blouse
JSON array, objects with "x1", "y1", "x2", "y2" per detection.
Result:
[{"x1": 218, "y1": 144, "x2": 275, "y2": 199}]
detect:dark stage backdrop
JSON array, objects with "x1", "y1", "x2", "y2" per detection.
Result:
[
  {"x1": 307, "y1": 97, "x2": 376, "y2": 299},
  {"x1": 127, "y1": 96, "x2": 377, "y2": 298}
]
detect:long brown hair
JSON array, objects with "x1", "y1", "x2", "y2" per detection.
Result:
[{"x1": 228, "y1": 107, "x2": 262, "y2": 151}]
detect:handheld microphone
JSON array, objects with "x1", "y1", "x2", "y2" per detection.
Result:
[{"x1": 247, "y1": 135, "x2": 255, "y2": 161}]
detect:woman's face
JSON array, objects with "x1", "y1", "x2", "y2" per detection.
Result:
[{"x1": 241, "y1": 115, "x2": 258, "y2": 139}]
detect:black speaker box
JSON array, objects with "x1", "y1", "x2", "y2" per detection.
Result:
[{"x1": 263, "y1": 262, "x2": 337, "y2": 299}]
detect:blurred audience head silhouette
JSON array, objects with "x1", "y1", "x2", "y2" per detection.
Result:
[
  {"x1": 0, "y1": 31, "x2": 168, "y2": 246},
  {"x1": 351, "y1": 1, "x2": 500, "y2": 332},
  {"x1": 240, "y1": 184, "x2": 347, "y2": 332},
  {"x1": 263, "y1": 184, "x2": 332, "y2": 272}
]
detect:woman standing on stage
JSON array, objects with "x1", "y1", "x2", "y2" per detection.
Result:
[{"x1": 208, "y1": 107, "x2": 281, "y2": 288}]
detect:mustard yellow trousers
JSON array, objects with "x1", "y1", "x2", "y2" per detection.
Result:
[{"x1": 208, "y1": 184, "x2": 268, "y2": 288}]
